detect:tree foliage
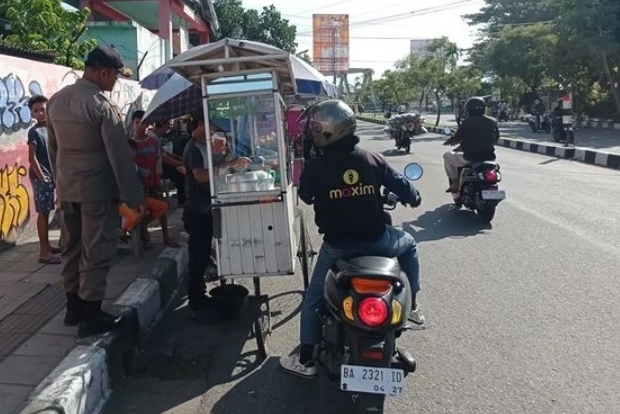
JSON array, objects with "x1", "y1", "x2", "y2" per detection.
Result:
[
  {"x1": 0, "y1": 0, "x2": 96, "y2": 69},
  {"x1": 466, "y1": 0, "x2": 620, "y2": 116},
  {"x1": 213, "y1": 0, "x2": 298, "y2": 53}
]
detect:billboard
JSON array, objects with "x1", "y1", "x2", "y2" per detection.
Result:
[
  {"x1": 312, "y1": 14, "x2": 349, "y2": 73},
  {"x1": 409, "y1": 39, "x2": 440, "y2": 59}
]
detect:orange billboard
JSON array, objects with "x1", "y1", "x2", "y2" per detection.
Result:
[{"x1": 312, "y1": 14, "x2": 350, "y2": 74}]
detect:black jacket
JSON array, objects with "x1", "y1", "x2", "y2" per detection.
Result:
[
  {"x1": 452, "y1": 115, "x2": 499, "y2": 162},
  {"x1": 299, "y1": 135, "x2": 421, "y2": 243}
]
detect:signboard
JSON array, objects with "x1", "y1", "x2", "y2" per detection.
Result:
[{"x1": 312, "y1": 14, "x2": 350, "y2": 74}]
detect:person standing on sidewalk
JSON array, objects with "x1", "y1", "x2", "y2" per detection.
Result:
[
  {"x1": 27, "y1": 95, "x2": 62, "y2": 265},
  {"x1": 47, "y1": 45, "x2": 145, "y2": 337},
  {"x1": 182, "y1": 113, "x2": 250, "y2": 311}
]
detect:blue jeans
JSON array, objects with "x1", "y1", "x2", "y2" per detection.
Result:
[{"x1": 299, "y1": 226, "x2": 420, "y2": 346}]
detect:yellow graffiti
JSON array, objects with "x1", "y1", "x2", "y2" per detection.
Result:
[{"x1": 0, "y1": 163, "x2": 30, "y2": 240}]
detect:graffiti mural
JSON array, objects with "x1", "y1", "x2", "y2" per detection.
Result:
[
  {"x1": 0, "y1": 53, "x2": 142, "y2": 244},
  {"x1": 0, "y1": 163, "x2": 30, "y2": 240},
  {"x1": 0, "y1": 74, "x2": 43, "y2": 136}
]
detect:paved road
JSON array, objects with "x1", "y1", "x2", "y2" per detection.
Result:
[
  {"x1": 366, "y1": 112, "x2": 620, "y2": 154},
  {"x1": 102, "y1": 121, "x2": 620, "y2": 414}
]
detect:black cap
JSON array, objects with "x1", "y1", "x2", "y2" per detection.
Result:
[{"x1": 85, "y1": 45, "x2": 133, "y2": 77}]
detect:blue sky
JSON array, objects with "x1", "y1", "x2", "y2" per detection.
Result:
[{"x1": 242, "y1": 0, "x2": 486, "y2": 76}]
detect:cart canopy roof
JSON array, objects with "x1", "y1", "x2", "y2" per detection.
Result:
[{"x1": 163, "y1": 38, "x2": 297, "y2": 96}]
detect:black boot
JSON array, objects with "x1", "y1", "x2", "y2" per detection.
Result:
[
  {"x1": 78, "y1": 300, "x2": 123, "y2": 338},
  {"x1": 64, "y1": 292, "x2": 83, "y2": 326}
]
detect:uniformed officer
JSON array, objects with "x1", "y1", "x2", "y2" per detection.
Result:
[{"x1": 47, "y1": 45, "x2": 145, "y2": 338}]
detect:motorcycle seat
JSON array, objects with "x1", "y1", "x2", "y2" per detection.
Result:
[
  {"x1": 333, "y1": 256, "x2": 408, "y2": 286},
  {"x1": 464, "y1": 161, "x2": 499, "y2": 171}
]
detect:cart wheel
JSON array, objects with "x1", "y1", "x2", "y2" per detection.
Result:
[
  {"x1": 298, "y1": 211, "x2": 313, "y2": 290},
  {"x1": 252, "y1": 278, "x2": 270, "y2": 362},
  {"x1": 254, "y1": 315, "x2": 268, "y2": 361}
]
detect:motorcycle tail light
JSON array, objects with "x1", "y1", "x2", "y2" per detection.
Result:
[
  {"x1": 351, "y1": 278, "x2": 391, "y2": 294},
  {"x1": 483, "y1": 170, "x2": 498, "y2": 183},
  {"x1": 358, "y1": 297, "x2": 389, "y2": 327}
]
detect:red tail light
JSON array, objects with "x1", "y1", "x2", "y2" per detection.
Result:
[
  {"x1": 483, "y1": 170, "x2": 498, "y2": 183},
  {"x1": 358, "y1": 297, "x2": 389, "y2": 327}
]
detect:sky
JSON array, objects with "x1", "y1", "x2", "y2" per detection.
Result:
[{"x1": 242, "y1": 0, "x2": 486, "y2": 77}]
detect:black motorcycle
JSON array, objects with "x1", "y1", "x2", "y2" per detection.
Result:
[
  {"x1": 442, "y1": 128, "x2": 505, "y2": 223},
  {"x1": 552, "y1": 116, "x2": 575, "y2": 145},
  {"x1": 394, "y1": 129, "x2": 413, "y2": 154},
  {"x1": 529, "y1": 112, "x2": 551, "y2": 133},
  {"x1": 319, "y1": 162, "x2": 423, "y2": 414},
  {"x1": 498, "y1": 108, "x2": 509, "y2": 122}
]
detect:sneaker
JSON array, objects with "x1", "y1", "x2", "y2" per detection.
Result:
[
  {"x1": 279, "y1": 354, "x2": 317, "y2": 379},
  {"x1": 408, "y1": 306, "x2": 425, "y2": 325}
]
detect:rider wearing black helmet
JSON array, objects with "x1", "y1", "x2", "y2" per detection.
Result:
[
  {"x1": 280, "y1": 100, "x2": 424, "y2": 379},
  {"x1": 443, "y1": 96, "x2": 500, "y2": 192}
]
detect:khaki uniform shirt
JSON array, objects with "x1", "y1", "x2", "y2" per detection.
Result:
[{"x1": 47, "y1": 79, "x2": 144, "y2": 207}]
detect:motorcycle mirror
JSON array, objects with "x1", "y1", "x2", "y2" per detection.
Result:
[
  {"x1": 403, "y1": 163, "x2": 423, "y2": 181},
  {"x1": 443, "y1": 127, "x2": 452, "y2": 135}
]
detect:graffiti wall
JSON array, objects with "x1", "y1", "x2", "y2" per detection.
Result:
[{"x1": 0, "y1": 54, "x2": 144, "y2": 246}]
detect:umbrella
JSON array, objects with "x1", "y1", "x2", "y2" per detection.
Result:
[
  {"x1": 140, "y1": 38, "x2": 337, "y2": 98},
  {"x1": 142, "y1": 74, "x2": 199, "y2": 123}
]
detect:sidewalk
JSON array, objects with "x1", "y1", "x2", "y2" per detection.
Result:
[
  {"x1": 357, "y1": 114, "x2": 620, "y2": 170},
  {"x1": 0, "y1": 207, "x2": 188, "y2": 414}
]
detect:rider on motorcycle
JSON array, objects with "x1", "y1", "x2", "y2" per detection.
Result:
[
  {"x1": 279, "y1": 100, "x2": 424, "y2": 379},
  {"x1": 443, "y1": 96, "x2": 500, "y2": 193},
  {"x1": 532, "y1": 98, "x2": 545, "y2": 125}
]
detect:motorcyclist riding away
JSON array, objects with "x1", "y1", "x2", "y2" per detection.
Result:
[
  {"x1": 443, "y1": 96, "x2": 500, "y2": 193},
  {"x1": 279, "y1": 100, "x2": 425, "y2": 379},
  {"x1": 532, "y1": 98, "x2": 545, "y2": 126}
]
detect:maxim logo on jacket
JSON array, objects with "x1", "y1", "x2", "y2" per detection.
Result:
[{"x1": 328, "y1": 169, "x2": 376, "y2": 199}]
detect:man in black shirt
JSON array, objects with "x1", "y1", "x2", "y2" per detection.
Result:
[
  {"x1": 443, "y1": 96, "x2": 500, "y2": 192},
  {"x1": 182, "y1": 114, "x2": 250, "y2": 311},
  {"x1": 280, "y1": 100, "x2": 424, "y2": 379}
]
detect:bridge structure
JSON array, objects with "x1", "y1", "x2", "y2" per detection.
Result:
[{"x1": 321, "y1": 67, "x2": 379, "y2": 109}]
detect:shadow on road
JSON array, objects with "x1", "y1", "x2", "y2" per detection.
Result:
[
  {"x1": 402, "y1": 204, "x2": 492, "y2": 242},
  {"x1": 103, "y1": 286, "x2": 305, "y2": 414},
  {"x1": 210, "y1": 357, "x2": 354, "y2": 414}
]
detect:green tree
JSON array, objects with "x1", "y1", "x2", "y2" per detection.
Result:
[
  {"x1": 1, "y1": 0, "x2": 95, "y2": 69},
  {"x1": 213, "y1": 0, "x2": 298, "y2": 53},
  {"x1": 464, "y1": 0, "x2": 554, "y2": 34},
  {"x1": 555, "y1": 0, "x2": 620, "y2": 114},
  {"x1": 423, "y1": 37, "x2": 460, "y2": 125},
  {"x1": 483, "y1": 23, "x2": 557, "y2": 92}
]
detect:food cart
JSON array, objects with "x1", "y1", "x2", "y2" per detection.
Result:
[{"x1": 166, "y1": 39, "x2": 319, "y2": 359}]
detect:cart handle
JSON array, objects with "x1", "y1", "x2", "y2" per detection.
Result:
[{"x1": 212, "y1": 196, "x2": 283, "y2": 208}]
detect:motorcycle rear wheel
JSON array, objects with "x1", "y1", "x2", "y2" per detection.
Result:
[{"x1": 477, "y1": 205, "x2": 496, "y2": 223}]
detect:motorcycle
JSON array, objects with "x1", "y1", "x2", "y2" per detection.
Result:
[
  {"x1": 528, "y1": 112, "x2": 551, "y2": 133},
  {"x1": 384, "y1": 113, "x2": 426, "y2": 153},
  {"x1": 319, "y1": 162, "x2": 423, "y2": 414},
  {"x1": 498, "y1": 108, "x2": 509, "y2": 122},
  {"x1": 442, "y1": 128, "x2": 506, "y2": 223},
  {"x1": 552, "y1": 116, "x2": 575, "y2": 145}
]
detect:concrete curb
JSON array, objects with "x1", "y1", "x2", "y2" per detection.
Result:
[
  {"x1": 517, "y1": 115, "x2": 620, "y2": 130},
  {"x1": 18, "y1": 245, "x2": 189, "y2": 414},
  {"x1": 356, "y1": 116, "x2": 620, "y2": 170}
]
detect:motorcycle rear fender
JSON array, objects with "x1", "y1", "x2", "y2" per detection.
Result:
[{"x1": 345, "y1": 326, "x2": 397, "y2": 367}]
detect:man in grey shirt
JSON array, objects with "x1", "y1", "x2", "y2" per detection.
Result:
[{"x1": 47, "y1": 45, "x2": 145, "y2": 337}]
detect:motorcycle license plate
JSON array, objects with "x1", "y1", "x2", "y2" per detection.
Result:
[
  {"x1": 340, "y1": 365, "x2": 405, "y2": 395},
  {"x1": 481, "y1": 190, "x2": 506, "y2": 200}
]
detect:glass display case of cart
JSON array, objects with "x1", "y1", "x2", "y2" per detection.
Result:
[{"x1": 203, "y1": 72, "x2": 291, "y2": 199}]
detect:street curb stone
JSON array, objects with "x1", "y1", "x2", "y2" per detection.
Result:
[
  {"x1": 516, "y1": 115, "x2": 620, "y2": 130},
  {"x1": 17, "y1": 245, "x2": 189, "y2": 414},
  {"x1": 356, "y1": 116, "x2": 620, "y2": 170}
]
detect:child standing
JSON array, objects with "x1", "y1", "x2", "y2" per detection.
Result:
[
  {"x1": 131, "y1": 110, "x2": 178, "y2": 247},
  {"x1": 27, "y1": 95, "x2": 62, "y2": 264}
]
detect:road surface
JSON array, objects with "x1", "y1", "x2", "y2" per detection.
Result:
[{"x1": 102, "y1": 121, "x2": 620, "y2": 414}]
